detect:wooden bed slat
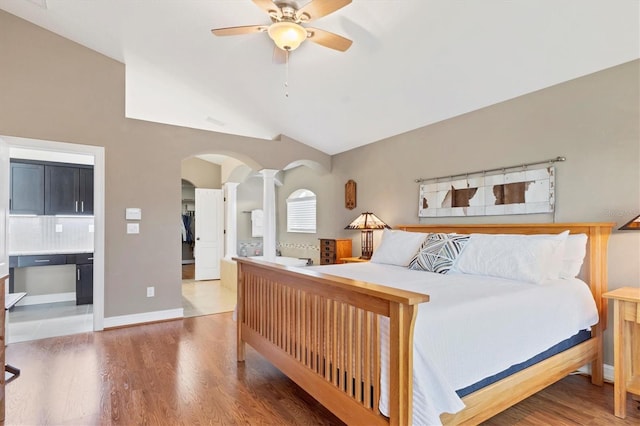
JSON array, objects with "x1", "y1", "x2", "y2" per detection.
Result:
[
  {"x1": 237, "y1": 257, "x2": 424, "y2": 424},
  {"x1": 364, "y1": 311, "x2": 372, "y2": 409}
]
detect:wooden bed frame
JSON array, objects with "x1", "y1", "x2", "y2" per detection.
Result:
[{"x1": 235, "y1": 223, "x2": 613, "y2": 425}]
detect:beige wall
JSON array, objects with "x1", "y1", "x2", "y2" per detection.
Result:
[
  {"x1": 181, "y1": 157, "x2": 221, "y2": 189},
  {"x1": 279, "y1": 60, "x2": 640, "y2": 365},
  {"x1": 237, "y1": 178, "x2": 264, "y2": 244},
  {"x1": 14, "y1": 265, "x2": 75, "y2": 295},
  {"x1": 0, "y1": 10, "x2": 330, "y2": 318}
]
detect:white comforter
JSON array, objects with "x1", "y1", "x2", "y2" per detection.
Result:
[{"x1": 308, "y1": 262, "x2": 598, "y2": 425}]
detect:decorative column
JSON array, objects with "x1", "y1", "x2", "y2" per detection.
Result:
[
  {"x1": 260, "y1": 169, "x2": 278, "y2": 262},
  {"x1": 223, "y1": 182, "x2": 239, "y2": 258}
]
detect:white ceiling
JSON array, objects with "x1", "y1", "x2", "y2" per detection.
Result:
[{"x1": 1, "y1": 0, "x2": 638, "y2": 155}]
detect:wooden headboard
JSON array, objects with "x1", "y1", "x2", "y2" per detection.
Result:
[{"x1": 397, "y1": 223, "x2": 614, "y2": 328}]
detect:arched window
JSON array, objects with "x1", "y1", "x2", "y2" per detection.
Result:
[{"x1": 286, "y1": 189, "x2": 316, "y2": 233}]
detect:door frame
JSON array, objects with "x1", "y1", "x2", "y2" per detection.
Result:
[{"x1": 1, "y1": 135, "x2": 105, "y2": 331}]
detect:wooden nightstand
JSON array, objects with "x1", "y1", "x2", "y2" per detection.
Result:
[
  {"x1": 603, "y1": 287, "x2": 640, "y2": 418},
  {"x1": 319, "y1": 239, "x2": 352, "y2": 265},
  {"x1": 339, "y1": 257, "x2": 369, "y2": 263}
]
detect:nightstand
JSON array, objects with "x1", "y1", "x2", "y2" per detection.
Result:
[
  {"x1": 603, "y1": 287, "x2": 640, "y2": 418},
  {"x1": 319, "y1": 239, "x2": 352, "y2": 265},
  {"x1": 340, "y1": 257, "x2": 369, "y2": 263}
]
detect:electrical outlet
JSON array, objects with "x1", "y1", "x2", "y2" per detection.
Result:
[{"x1": 146, "y1": 286, "x2": 155, "y2": 297}]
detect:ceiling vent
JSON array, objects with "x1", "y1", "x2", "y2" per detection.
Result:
[{"x1": 25, "y1": 0, "x2": 48, "y2": 9}]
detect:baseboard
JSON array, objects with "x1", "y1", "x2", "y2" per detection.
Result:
[
  {"x1": 17, "y1": 292, "x2": 76, "y2": 306},
  {"x1": 103, "y1": 308, "x2": 184, "y2": 329},
  {"x1": 577, "y1": 363, "x2": 614, "y2": 383}
]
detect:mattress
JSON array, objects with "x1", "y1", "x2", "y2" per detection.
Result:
[
  {"x1": 309, "y1": 262, "x2": 599, "y2": 425},
  {"x1": 455, "y1": 328, "x2": 591, "y2": 397}
]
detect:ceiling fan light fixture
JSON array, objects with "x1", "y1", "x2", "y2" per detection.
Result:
[{"x1": 267, "y1": 21, "x2": 307, "y2": 51}]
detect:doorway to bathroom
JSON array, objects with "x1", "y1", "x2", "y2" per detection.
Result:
[{"x1": 180, "y1": 162, "x2": 233, "y2": 318}]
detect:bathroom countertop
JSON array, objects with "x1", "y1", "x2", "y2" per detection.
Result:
[{"x1": 9, "y1": 249, "x2": 94, "y2": 256}]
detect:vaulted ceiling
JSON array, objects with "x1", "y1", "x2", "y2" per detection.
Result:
[{"x1": 1, "y1": 0, "x2": 638, "y2": 155}]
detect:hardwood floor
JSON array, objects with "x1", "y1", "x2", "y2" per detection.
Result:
[
  {"x1": 485, "y1": 375, "x2": 640, "y2": 425},
  {"x1": 181, "y1": 263, "x2": 194, "y2": 280},
  {"x1": 5, "y1": 313, "x2": 341, "y2": 425},
  {"x1": 4, "y1": 313, "x2": 640, "y2": 425}
]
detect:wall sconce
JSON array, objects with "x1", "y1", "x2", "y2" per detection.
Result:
[{"x1": 344, "y1": 212, "x2": 390, "y2": 259}]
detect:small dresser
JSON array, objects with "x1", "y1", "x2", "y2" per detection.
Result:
[{"x1": 319, "y1": 239, "x2": 352, "y2": 265}]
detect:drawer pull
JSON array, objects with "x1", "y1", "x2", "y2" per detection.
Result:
[
  {"x1": 88, "y1": 257, "x2": 94, "y2": 261},
  {"x1": 34, "y1": 259, "x2": 50, "y2": 263},
  {"x1": 75, "y1": 201, "x2": 78, "y2": 212},
  {"x1": 77, "y1": 269, "x2": 80, "y2": 281}
]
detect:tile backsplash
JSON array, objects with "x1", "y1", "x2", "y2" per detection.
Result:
[
  {"x1": 238, "y1": 239, "x2": 263, "y2": 257},
  {"x1": 237, "y1": 240, "x2": 320, "y2": 263},
  {"x1": 277, "y1": 242, "x2": 320, "y2": 263},
  {"x1": 8, "y1": 216, "x2": 94, "y2": 254}
]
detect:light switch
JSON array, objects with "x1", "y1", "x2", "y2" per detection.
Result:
[
  {"x1": 127, "y1": 223, "x2": 140, "y2": 234},
  {"x1": 126, "y1": 208, "x2": 142, "y2": 220},
  {"x1": 55, "y1": 224, "x2": 63, "y2": 233}
]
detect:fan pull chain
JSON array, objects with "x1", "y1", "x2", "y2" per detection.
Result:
[{"x1": 284, "y1": 49, "x2": 289, "y2": 98}]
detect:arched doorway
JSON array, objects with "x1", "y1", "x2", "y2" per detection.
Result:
[{"x1": 179, "y1": 154, "x2": 256, "y2": 317}]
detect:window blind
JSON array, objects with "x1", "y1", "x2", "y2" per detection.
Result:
[{"x1": 287, "y1": 195, "x2": 316, "y2": 233}]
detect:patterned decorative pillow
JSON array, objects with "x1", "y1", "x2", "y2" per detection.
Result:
[{"x1": 408, "y1": 233, "x2": 470, "y2": 274}]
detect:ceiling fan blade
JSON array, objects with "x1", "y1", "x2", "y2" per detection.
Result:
[
  {"x1": 272, "y1": 46, "x2": 288, "y2": 64},
  {"x1": 211, "y1": 25, "x2": 267, "y2": 37},
  {"x1": 306, "y1": 27, "x2": 352, "y2": 51},
  {"x1": 297, "y1": 0, "x2": 352, "y2": 22},
  {"x1": 252, "y1": 0, "x2": 281, "y2": 18}
]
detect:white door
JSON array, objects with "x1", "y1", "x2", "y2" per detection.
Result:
[
  {"x1": 0, "y1": 138, "x2": 8, "y2": 281},
  {"x1": 194, "y1": 188, "x2": 223, "y2": 280}
]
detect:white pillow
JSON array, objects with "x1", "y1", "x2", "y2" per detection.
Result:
[
  {"x1": 560, "y1": 233, "x2": 587, "y2": 278},
  {"x1": 370, "y1": 229, "x2": 429, "y2": 267},
  {"x1": 451, "y1": 231, "x2": 569, "y2": 284}
]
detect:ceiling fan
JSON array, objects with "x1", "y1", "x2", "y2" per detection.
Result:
[{"x1": 211, "y1": 0, "x2": 353, "y2": 63}]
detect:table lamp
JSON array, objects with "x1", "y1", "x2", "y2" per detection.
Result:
[
  {"x1": 619, "y1": 214, "x2": 640, "y2": 230},
  {"x1": 344, "y1": 212, "x2": 390, "y2": 259}
]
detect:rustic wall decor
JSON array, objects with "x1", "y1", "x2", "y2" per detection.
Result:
[
  {"x1": 416, "y1": 161, "x2": 561, "y2": 218},
  {"x1": 345, "y1": 180, "x2": 357, "y2": 210}
]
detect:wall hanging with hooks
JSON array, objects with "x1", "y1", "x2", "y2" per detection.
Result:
[{"x1": 415, "y1": 156, "x2": 565, "y2": 218}]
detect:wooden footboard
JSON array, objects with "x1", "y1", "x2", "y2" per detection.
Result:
[
  {"x1": 236, "y1": 258, "x2": 429, "y2": 426},
  {"x1": 237, "y1": 223, "x2": 613, "y2": 425}
]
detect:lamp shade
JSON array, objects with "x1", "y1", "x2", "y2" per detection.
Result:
[
  {"x1": 267, "y1": 21, "x2": 307, "y2": 51},
  {"x1": 344, "y1": 212, "x2": 391, "y2": 230},
  {"x1": 619, "y1": 214, "x2": 640, "y2": 230},
  {"x1": 345, "y1": 212, "x2": 390, "y2": 260}
]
